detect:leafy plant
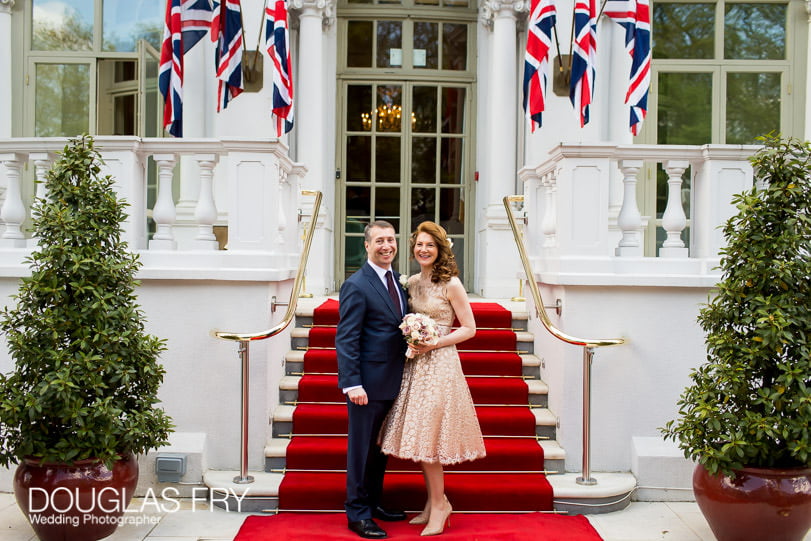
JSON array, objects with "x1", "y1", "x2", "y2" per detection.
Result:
[
  {"x1": 662, "y1": 134, "x2": 811, "y2": 477},
  {"x1": 0, "y1": 135, "x2": 173, "y2": 468}
]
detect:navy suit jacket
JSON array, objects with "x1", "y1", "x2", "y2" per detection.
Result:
[{"x1": 336, "y1": 262, "x2": 407, "y2": 401}]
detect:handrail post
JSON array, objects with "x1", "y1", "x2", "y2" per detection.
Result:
[
  {"x1": 577, "y1": 346, "x2": 597, "y2": 486},
  {"x1": 234, "y1": 339, "x2": 254, "y2": 484}
]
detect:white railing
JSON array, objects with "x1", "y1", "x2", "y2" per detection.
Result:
[
  {"x1": 0, "y1": 137, "x2": 308, "y2": 278},
  {"x1": 518, "y1": 143, "x2": 759, "y2": 284}
]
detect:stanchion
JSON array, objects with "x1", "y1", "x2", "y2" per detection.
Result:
[
  {"x1": 511, "y1": 279, "x2": 526, "y2": 302},
  {"x1": 234, "y1": 340, "x2": 254, "y2": 484}
]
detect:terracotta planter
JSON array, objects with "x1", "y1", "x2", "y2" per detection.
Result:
[
  {"x1": 13, "y1": 453, "x2": 139, "y2": 541},
  {"x1": 693, "y1": 463, "x2": 811, "y2": 541}
]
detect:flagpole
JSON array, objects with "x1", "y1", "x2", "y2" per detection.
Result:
[{"x1": 251, "y1": 0, "x2": 269, "y2": 74}]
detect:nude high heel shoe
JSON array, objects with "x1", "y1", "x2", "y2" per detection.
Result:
[
  {"x1": 420, "y1": 499, "x2": 452, "y2": 536},
  {"x1": 409, "y1": 502, "x2": 430, "y2": 525}
]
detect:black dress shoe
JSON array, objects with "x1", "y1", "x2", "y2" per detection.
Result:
[
  {"x1": 348, "y1": 519, "x2": 388, "y2": 539},
  {"x1": 372, "y1": 506, "x2": 407, "y2": 522}
]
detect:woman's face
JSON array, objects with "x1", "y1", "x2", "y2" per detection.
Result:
[{"x1": 414, "y1": 232, "x2": 439, "y2": 269}]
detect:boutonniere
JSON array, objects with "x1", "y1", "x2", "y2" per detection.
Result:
[{"x1": 399, "y1": 274, "x2": 409, "y2": 291}]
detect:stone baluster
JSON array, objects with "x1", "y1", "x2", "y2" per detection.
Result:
[
  {"x1": 30, "y1": 152, "x2": 54, "y2": 202},
  {"x1": 277, "y1": 165, "x2": 289, "y2": 246},
  {"x1": 193, "y1": 153, "x2": 219, "y2": 250},
  {"x1": 659, "y1": 160, "x2": 689, "y2": 257},
  {"x1": 0, "y1": 153, "x2": 27, "y2": 246},
  {"x1": 614, "y1": 159, "x2": 644, "y2": 256},
  {"x1": 541, "y1": 171, "x2": 558, "y2": 248},
  {"x1": 150, "y1": 154, "x2": 178, "y2": 250}
]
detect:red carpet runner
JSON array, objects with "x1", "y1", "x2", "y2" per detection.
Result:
[
  {"x1": 279, "y1": 299, "x2": 554, "y2": 513},
  {"x1": 234, "y1": 513, "x2": 604, "y2": 541}
]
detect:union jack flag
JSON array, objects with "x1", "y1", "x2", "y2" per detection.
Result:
[
  {"x1": 159, "y1": 0, "x2": 184, "y2": 136},
  {"x1": 603, "y1": 0, "x2": 651, "y2": 135},
  {"x1": 265, "y1": 0, "x2": 294, "y2": 136},
  {"x1": 213, "y1": 0, "x2": 244, "y2": 111},
  {"x1": 522, "y1": 0, "x2": 557, "y2": 132},
  {"x1": 569, "y1": 0, "x2": 597, "y2": 127},
  {"x1": 182, "y1": 0, "x2": 218, "y2": 53},
  {"x1": 159, "y1": 0, "x2": 218, "y2": 137}
]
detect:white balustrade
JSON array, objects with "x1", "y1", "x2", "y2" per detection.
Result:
[
  {"x1": 193, "y1": 153, "x2": 219, "y2": 250},
  {"x1": 0, "y1": 138, "x2": 309, "y2": 282},
  {"x1": 517, "y1": 143, "x2": 757, "y2": 282},
  {"x1": 659, "y1": 160, "x2": 689, "y2": 258},
  {"x1": 614, "y1": 159, "x2": 644, "y2": 257},
  {"x1": 30, "y1": 152, "x2": 53, "y2": 203},
  {"x1": 0, "y1": 153, "x2": 26, "y2": 246},
  {"x1": 541, "y1": 170, "x2": 558, "y2": 249},
  {"x1": 150, "y1": 153, "x2": 178, "y2": 250}
]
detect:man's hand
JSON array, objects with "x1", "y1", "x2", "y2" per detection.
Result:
[{"x1": 347, "y1": 387, "x2": 368, "y2": 406}]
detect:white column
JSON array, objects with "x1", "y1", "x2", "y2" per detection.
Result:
[
  {"x1": 659, "y1": 160, "x2": 689, "y2": 258},
  {"x1": 478, "y1": 0, "x2": 523, "y2": 297},
  {"x1": 291, "y1": 0, "x2": 336, "y2": 294},
  {"x1": 541, "y1": 171, "x2": 558, "y2": 250},
  {"x1": 30, "y1": 152, "x2": 54, "y2": 203},
  {"x1": 0, "y1": 1, "x2": 13, "y2": 138},
  {"x1": 150, "y1": 154, "x2": 178, "y2": 250},
  {"x1": 28, "y1": 152, "x2": 54, "y2": 248},
  {"x1": 614, "y1": 160, "x2": 644, "y2": 256},
  {"x1": 193, "y1": 153, "x2": 219, "y2": 250},
  {"x1": 0, "y1": 153, "x2": 27, "y2": 247}
]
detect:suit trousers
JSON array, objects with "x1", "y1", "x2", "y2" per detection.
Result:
[{"x1": 345, "y1": 398, "x2": 394, "y2": 522}]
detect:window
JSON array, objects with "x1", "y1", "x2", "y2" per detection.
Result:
[
  {"x1": 26, "y1": 0, "x2": 163, "y2": 137},
  {"x1": 642, "y1": 0, "x2": 802, "y2": 255}
]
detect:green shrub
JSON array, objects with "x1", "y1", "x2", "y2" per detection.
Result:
[
  {"x1": 662, "y1": 134, "x2": 811, "y2": 477},
  {"x1": 0, "y1": 135, "x2": 173, "y2": 468}
]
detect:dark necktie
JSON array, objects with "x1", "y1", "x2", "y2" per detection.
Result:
[{"x1": 385, "y1": 270, "x2": 402, "y2": 318}]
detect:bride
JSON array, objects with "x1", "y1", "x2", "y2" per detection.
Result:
[{"x1": 379, "y1": 221, "x2": 486, "y2": 536}]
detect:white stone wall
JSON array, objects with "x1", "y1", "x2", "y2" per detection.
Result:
[
  {"x1": 0, "y1": 275, "x2": 294, "y2": 492},
  {"x1": 529, "y1": 282, "x2": 709, "y2": 480}
]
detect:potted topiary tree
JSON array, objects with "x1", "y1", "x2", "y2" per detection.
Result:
[
  {"x1": 0, "y1": 135, "x2": 173, "y2": 541},
  {"x1": 662, "y1": 134, "x2": 811, "y2": 541}
]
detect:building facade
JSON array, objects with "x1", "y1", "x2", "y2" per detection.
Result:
[{"x1": 0, "y1": 0, "x2": 809, "y2": 500}]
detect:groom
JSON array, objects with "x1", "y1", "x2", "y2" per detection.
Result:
[{"x1": 336, "y1": 220, "x2": 408, "y2": 539}]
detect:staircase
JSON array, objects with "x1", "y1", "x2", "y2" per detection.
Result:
[{"x1": 205, "y1": 295, "x2": 635, "y2": 515}]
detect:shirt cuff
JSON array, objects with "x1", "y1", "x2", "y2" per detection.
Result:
[{"x1": 343, "y1": 385, "x2": 363, "y2": 394}]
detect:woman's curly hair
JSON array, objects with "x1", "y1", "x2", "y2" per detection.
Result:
[{"x1": 410, "y1": 221, "x2": 458, "y2": 284}]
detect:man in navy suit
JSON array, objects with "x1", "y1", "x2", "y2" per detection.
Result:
[{"x1": 336, "y1": 220, "x2": 408, "y2": 539}]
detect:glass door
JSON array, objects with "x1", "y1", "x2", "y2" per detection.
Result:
[
  {"x1": 339, "y1": 80, "x2": 471, "y2": 285},
  {"x1": 336, "y1": 13, "x2": 476, "y2": 287}
]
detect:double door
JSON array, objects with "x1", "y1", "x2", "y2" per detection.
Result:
[{"x1": 337, "y1": 80, "x2": 473, "y2": 286}]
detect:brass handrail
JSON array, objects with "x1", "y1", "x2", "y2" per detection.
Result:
[
  {"x1": 213, "y1": 189, "x2": 322, "y2": 341},
  {"x1": 503, "y1": 195, "x2": 624, "y2": 349},
  {"x1": 503, "y1": 195, "x2": 625, "y2": 486},
  {"x1": 211, "y1": 190, "x2": 322, "y2": 484}
]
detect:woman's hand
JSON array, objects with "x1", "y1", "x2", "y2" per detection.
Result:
[{"x1": 410, "y1": 337, "x2": 440, "y2": 356}]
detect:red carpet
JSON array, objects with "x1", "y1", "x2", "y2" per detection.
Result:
[
  {"x1": 278, "y1": 301, "x2": 554, "y2": 513},
  {"x1": 234, "y1": 513, "x2": 603, "y2": 541}
]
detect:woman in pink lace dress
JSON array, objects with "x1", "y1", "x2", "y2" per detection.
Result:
[{"x1": 379, "y1": 221, "x2": 485, "y2": 536}]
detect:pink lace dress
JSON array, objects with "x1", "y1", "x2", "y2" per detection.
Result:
[{"x1": 379, "y1": 275, "x2": 486, "y2": 464}]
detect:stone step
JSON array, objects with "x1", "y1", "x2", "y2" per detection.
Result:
[
  {"x1": 270, "y1": 403, "x2": 558, "y2": 441},
  {"x1": 284, "y1": 350, "x2": 544, "y2": 380},
  {"x1": 203, "y1": 469, "x2": 638, "y2": 515},
  {"x1": 264, "y1": 436, "x2": 566, "y2": 476},
  {"x1": 290, "y1": 327, "x2": 535, "y2": 354},
  {"x1": 278, "y1": 373, "x2": 549, "y2": 408}
]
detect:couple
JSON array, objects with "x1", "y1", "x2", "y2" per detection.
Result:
[{"x1": 336, "y1": 220, "x2": 486, "y2": 539}]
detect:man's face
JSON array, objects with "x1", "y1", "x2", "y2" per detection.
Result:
[{"x1": 365, "y1": 226, "x2": 397, "y2": 269}]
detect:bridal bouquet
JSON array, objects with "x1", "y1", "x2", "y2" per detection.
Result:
[{"x1": 400, "y1": 312, "x2": 440, "y2": 359}]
